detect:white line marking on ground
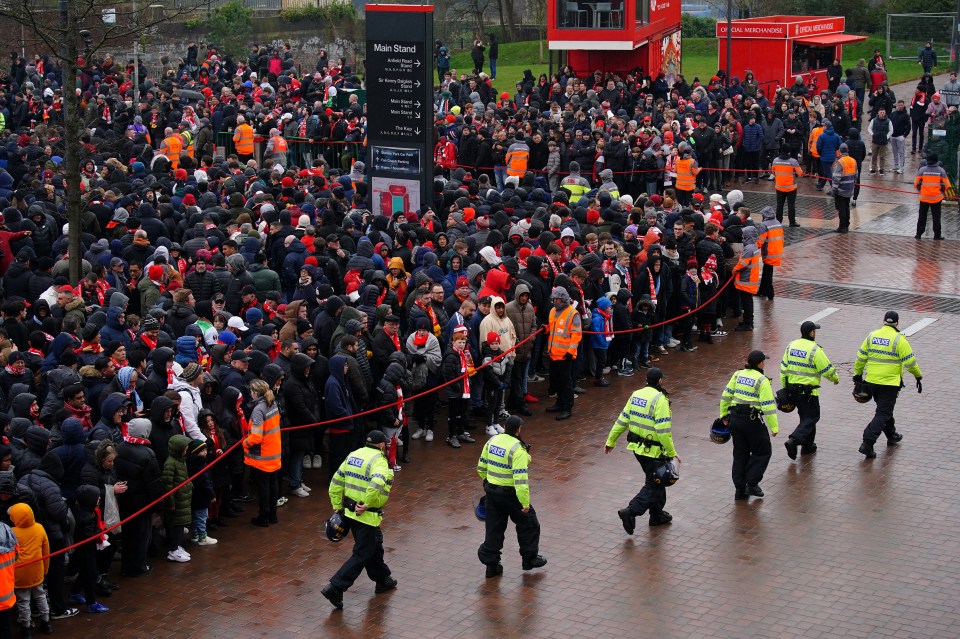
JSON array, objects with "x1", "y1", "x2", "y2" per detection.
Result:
[
  {"x1": 902, "y1": 318, "x2": 937, "y2": 336},
  {"x1": 801, "y1": 308, "x2": 839, "y2": 325}
]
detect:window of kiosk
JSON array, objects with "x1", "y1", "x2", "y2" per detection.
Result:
[
  {"x1": 557, "y1": 1, "x2": 626, "y2": 29},
  {"x1": 792, "y1": 43, "x2": 835, "y2": 75},
  {"x1": 636, "y1": 0, "x2": 648, "y2": 25}
]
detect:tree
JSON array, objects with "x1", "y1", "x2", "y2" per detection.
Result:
[
  {"x1": 495, "y1": 0, "x2": 519, "y2": 41},
  {"x1": 206, "y1": 0, "x2": 253, "y2": 60},
  {"x1": 0, "y1": 0, "x2": 211, "y2": 283}
]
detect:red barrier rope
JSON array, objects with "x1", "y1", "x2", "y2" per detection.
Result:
[{"x1": 20, "y1": 266, "x2": 748, "y2": 565}]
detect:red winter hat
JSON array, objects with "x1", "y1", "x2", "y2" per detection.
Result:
[
  {"x1": 456, "y1": 275, "x2": 469, "y2": 288},
  {"x1": 691, "y1": 192, "x2": 705, "y2": 202},
  {"x1": 518, "y1": 247, "x2": 531, "y2": 263},
  {"x1": 175, "y1": 168, "x2": 188, "y2": 181},
  {"x1": 305, "y1": 256, "x2": 319, "y2": 267},
  {"x1": 705, "y1": 254, "x2": 718, "y2": 269},
  {"x1": 500, "y1": 92, "x2": 510, "y2": 100},
  {"x1": 649, "y1": 194, "x2": 663, "y2": 206},
  {"x1": 686, "y1": 258, "x2": 698, "y2": 270},
  {"x1": 587, "y1": 209, "x2": 601, "y2": 224},
  {"x1": 486, "y1": 332, "x2": 500, "y2": 345},
  {"x1": 147, "y1": 264, "x2": 164, "y2": 281},
  {"x1": 182, "y1": 193, "x2": 196, "y2": 206},
  {"x1": 281, "y1": 176, "x2": 294, "y2": 188}
]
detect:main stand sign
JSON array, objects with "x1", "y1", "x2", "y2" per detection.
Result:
[{"x1": 366, "y1": 5, "x2": 434, "y2": 218}]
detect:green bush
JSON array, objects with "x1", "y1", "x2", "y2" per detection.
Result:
[
  {"x1": 207, "y1": 0, "x2": 253, "y2": 59},
  {"x1": 280, "y1": 2, "x2": 357, "y2": 23},
  {"x1": 681, "y1": 14, "x2": 716, "y2": 39}
]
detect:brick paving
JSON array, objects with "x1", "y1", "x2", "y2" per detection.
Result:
[{"x1": 55, "y1": 73, "x2": 960, "y2": 639}]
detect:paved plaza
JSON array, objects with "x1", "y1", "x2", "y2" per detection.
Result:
[{"x1": 57, "y1": 75, "x2": 960, "y2": 639}]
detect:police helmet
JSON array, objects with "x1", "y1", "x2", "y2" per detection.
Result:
[
  {"x1": 853, "y1": 380, "x2": 872, "y2": 404},
  {"x1": 776, "y1": 388, "x2": 796, "y2": 413},
  {"x1": 325, "y1": 511, "x2": 351, "y2": 542},
  {"x1": 652, "y1": 459, "x2": 680, "y2": 486},
  {"x1": 475, "y1": 495, "x2": 487, "y2": 521},
  {"x1": 709, "y1": 418, "x2": 731, "y2": 444}
]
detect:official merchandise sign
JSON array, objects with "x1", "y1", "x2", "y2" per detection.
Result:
[{"x1": 366, "y1": 4, "x2": 433, "y2": 217}]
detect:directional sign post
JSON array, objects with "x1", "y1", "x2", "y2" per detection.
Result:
[{"x1": 366, "y1": 5, "x2": 434, "y2": 218}]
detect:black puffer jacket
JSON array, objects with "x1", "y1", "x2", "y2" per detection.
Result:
[
  {"x1": 114, "y1": 440, "x2": 163, "y2": 516},
  {"x1": 282, "y1": 353, "x2": 321, "y2": 447},
  {"x1": 14, "y1": 425, "x2": 50, "y2": 480},
  {"x1": 18, "y1": 452, "x2": 69, "y2": 545}
]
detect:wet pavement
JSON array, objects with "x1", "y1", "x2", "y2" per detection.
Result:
[{"x1": 57, "y1": 76, "x2": 960, "y2": 639}]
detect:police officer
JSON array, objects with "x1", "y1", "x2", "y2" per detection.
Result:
[
  {"x1": 720, "y1": 350, "x2": 779, "y2": 500},
  {"x1": 780, "y1": 321, "x2": 840, "y2": 460},
  {"x1": 477, "y1": 416, "x2": 546, "y2": 578},
  {"x1": 605, "y1": 368, "x2": 680, "y2": 532},
  {"x1": 322, "y1": 430, "x2": 396, "y2": 609},
  {"x1": 854, "y1": 311, "x2": 923, "y2": 458}
]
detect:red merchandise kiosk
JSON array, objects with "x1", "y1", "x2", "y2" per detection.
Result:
[
  {"x1": 547, "y1": 0, "x2": 682, "y2": 81},
  {"x1": 716, "y1": 16, "x2": 866, "y2": 91}
]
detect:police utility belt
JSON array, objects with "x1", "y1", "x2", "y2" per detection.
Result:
[
  {"x1": 729, "y1": 404, "x2": 762, "y2": 419},
  {"x1": 627, "y1": 431, "x2": 670, "y2": 458},
  {"x1": 343, "y1": 497, "x2": 381, "y2": 514},
  {"x1": 786, "y1": 383, "x2": 819, "y2": 397}
]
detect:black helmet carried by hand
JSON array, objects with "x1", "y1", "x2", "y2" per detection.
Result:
[
  {"x1": 853, "y1": 375, "x2": 872, "y2": 403},
  {"x1": 776, "y1": 388, "x2": 796, "y2": 413},
  {"x1": 325, "y1": 511, "x2": 351, "y2": 542},
  {"x1": 652, "y1": 459, "x2": 680, "y2": 486},
  {"x1": 475, "y1": 495, "x2": 486, "y2": 521},
  {"x1": 709, "y1": 418, "x2": 731, "y2": 443}
]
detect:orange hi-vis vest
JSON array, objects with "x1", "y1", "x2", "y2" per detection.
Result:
[
  {"x1": 734, "y1": 250, "x2": 761, "y2": 294},
  {"x1": 273, "y1": 136, "x2": 288, "y2": 155},
  {"x1": 915, "y1": 164, "x2": 949, "y2": 204},
  {"x1": 675, "y1": 157, "x2": 698, "y2": 192},
  {"x1": 808, "y1": 126, "x2": 823, "y2": 158},
  {"x1": 505, "y1": 143, "x2": 530, "y2": 177},
  {"x1": 161, "y1": 135, "x2": 183, "y2": 169},
  {"x1": 547, "y1": 304, "x2": 581, "y2": 360},
  {"x1": 0, "y1": 525, "x2": 16, "y2": 612},
  {"x1": 772, "y1": 157, "x2": 802, "y2": 192},
  {"x1": 233, "y1": 123, "x2": 255, "y2": 156},
  {"x1": 243, "y1": 401, "x2": 282, "y2": 472},
  {"x1": 758, "y1": 224, "x2": 784, "y2": 266}
]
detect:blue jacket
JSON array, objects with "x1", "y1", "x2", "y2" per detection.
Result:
[
  {"x1": 816, "y1": 125, "x2": 842, "y2": 163},
  {"x1": 741, "y1": 123, "x2": 764, "y2": 152},
  {"x1": 324, "y1": 355, "x2": 356, "y2": 433},
  {"x1": 99, "y1": 306, "x2": 131, "y2": 348},
  {"x1": 589, "y1": 297, "x2": 612, "y2": 350}
]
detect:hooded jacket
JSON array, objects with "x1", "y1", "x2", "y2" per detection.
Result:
[
  {"x1": 89, "y1": 392, "x2": 129, "y2": 444},
  {"x1": 324, "y1": 354, "x2": 356, "y2": 434},
  {"x1": 148, "y1": 395, "x2": 179, "y2": 466},
  {"x1": 479, "y1": 297, "x2": 517, "y2": 356},
  {"x1": 18, "y1": 452, "x2": 68, "y2": 545},
  {"x1": 160, "y1": 434, "x2": 193, "y2": 526},
  {"x1": 10, "y1": 502, "x2": 49, "y2": 588},
  {"x1": 171, "y1": 377, "x2": 205, "y2": 440},
  {"x1": 505, "y1": 282, "x2": 537, "y2": 362},
  {"x1": 283, "y1": 352, "x2": 321, "y2": 445}
]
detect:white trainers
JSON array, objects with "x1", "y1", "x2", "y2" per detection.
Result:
[
  {"x1": 291, "y1": 487, "x2": 310, "y2": 498},
  {"x1": 302, "y1": 483, "x2": 312, "y2": 493},
  {"x1": 276, "y1": 496, "x2": 288, "y2": 507},
  {"x1": 667, "y1": 338, "x2": 680, "y2": 348},
  {"x1": 485, "y1": 424, "x2": 498, "y2": 436},
  {"x1": 495, "y1": 424, "x2": 505, "y2": 434},
  {"x1": 167, "y1": 549, "x2": 190, "y2": 563},
  {"x1": 303, "y1": 455, "x2": 312, "y2": 469},
  {"x1": 312, "y1": 455, "x2": 322, "y2": 468},
  {"x1": 178, "y1": 546, "x2": 191, "y2": 559},
  {"x1": 411, "y1": 428, "x2": 426, "y2": 440},
  {"x1": 197, "y1": 536, "x2": 218, "y2": 546},
  {"x1": 498, "y1": 410, "x2": 511, "y2": 420},
  {"x1": 425, "y1": 430, "x2": 434, "y2": 442}
]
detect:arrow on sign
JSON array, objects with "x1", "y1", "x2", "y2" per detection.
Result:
[
  {"x1": 414, "y1": 128, "x2": 421, "y2": 135},
  {"x1": 414, "y1": 100, "x2": 421, "y2": 108},
  {"x1": 414, "y1": 111, "x2": 421, "y2": 119},
  {"x1": 414, "y1": 59, "x2": 421, "y2": 67},
  {"x1": 414, "y1": 80, "x2": 421, "y2": 88}
]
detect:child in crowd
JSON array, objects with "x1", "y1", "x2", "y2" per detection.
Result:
[
  {"x1": 10, "y1": 503, "x2": 53, "y2": 632},
  {"x1": 481, "y1": 332, "x2": 509, "y2": 436},
  {"x1": 187, "y1": 439, "x2": 217, "y2": 547},
  {"x1": 161, "y1": 435, "x2": 194, "y2": 563},
  {"x1": 70, "y1": 486, "x2": 110, "y2": 613}
]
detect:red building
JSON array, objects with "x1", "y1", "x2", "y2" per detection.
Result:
[
  {"x1": 547, "y1": 0, "x2": 682, "y2": 81},
  {"x1": 717, "y1": 16, "x2": 866, "y2": 91}
]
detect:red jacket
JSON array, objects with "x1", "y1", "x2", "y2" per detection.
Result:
[{"x1": 0, "y1": 230, "x2": 29, "y2": 276}]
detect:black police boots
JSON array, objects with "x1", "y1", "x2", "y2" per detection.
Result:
[
  {"x1": 321, "y1": 583, "x2": 344, "y2": 609},
  {"x1": 735, "y1": 486, "x2": 748, "y2": 500},
  {"x1": 618, "y1": 508, "x2": 635, "y2": 535},
  {"x1": 649, "y1": 510, "x2": 673, "y2": 526},
  {"x1": 485, "y1": 563, "x2": 503, "y2": 578},
  {"x1": 859, "y1": 442, "x2": 877, "y2": 458},
  {"x1": 887, "y1": 432, "x2": 903, "y2": 446},
  {"x1": 747, "y1": 485, "x2": 764, "y2": 497},
  {"x1": 522, "y1": 555, "x2": 547, "y2": 571},
  {"x1": 784, "y1": 437, "x2": 799, "y2": 460},
  {"x1": 375, "y1": 577, "x2": 398, "y2": 593}
]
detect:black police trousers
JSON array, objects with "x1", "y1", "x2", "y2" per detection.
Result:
[
  {"x1": 789, "y1": 392, "x2": 821, "y2": 447},
  {"x1": 477, "y1": 483, "x2": 540, "y2": 567},
  {"x1": 730, "y1": 412, "x2": 772, "y2": 489},
  {"x1": 863, "y1": 383, "x2": 900, "y2": 445},
  {"x1": 627, "y1": 454, "x2": 667, "y2": 518},
  {"x1": 331, "y1": 520, "x2": 392, "y2": 592}
]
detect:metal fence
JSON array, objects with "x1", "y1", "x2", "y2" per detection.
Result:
[{"x1": 215, "y1": 132, "x2": 364, "y2": 171}]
